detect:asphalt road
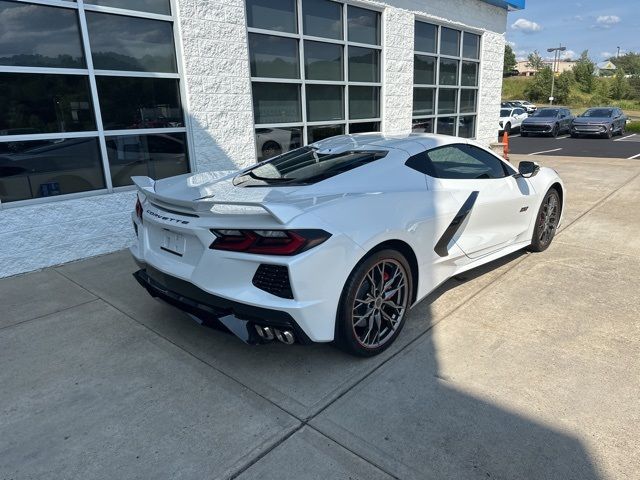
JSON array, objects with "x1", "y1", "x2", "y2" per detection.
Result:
[{"x1": 504, "y1": 131, "x2": 640, "y2": 159}]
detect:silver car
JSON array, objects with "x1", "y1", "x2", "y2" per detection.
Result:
[{"x1": 571, "y1": 107, "x2": 627, "y2": 139}]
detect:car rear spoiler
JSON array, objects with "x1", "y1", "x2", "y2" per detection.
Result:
[{"x1": 131, "y1": 176, "x2": 303, "y2": 224}]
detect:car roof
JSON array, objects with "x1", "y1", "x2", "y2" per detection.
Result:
[{"x1": 311, "y1": 133, "x2": 461, "y2": 154}]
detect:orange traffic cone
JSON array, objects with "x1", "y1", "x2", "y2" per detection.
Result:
[{"x1": 503, "y1": 131, "x2": 510, "y2": 162}]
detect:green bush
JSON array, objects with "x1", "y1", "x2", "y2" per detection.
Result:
[{"x1": 627, "y1": 121, "x2": 640, "y2": 133}]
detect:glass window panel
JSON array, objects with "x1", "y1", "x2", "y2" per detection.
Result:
[
  {"x1": 249, "y1": 33, "x2": 299, "y2": 79},
  {"x1": 246, "y1": 0, "x2": 297, "y2": 33},
  {"x1": 255, "y1": 127, "x2": 302, "y2": 161},
  {"x1": 349, "y1": 86, "x2": 379, "y2": 119},
  {"x1": 414, "y1": 55, "x2": 436, "y2": 85},
  {"x1": 0, "y1": 1, "x2": 85, "y2": 68},
  {"x1": 307, "y1": 124, "x2": 345, "y2": 143},
  {"x1": 303, "y1": 0, "x2": 342, "y2": 40},
  {"x1": 458, "y1": 116, "x2": 476, "y2": 138},
  {"x1": 84, "y1": 0, "x2": 171, "y2": 15},
  {"x1": 415, "y1": 21, "x2": 437, "y2": 54},
  {"x1": 441, "y1": 27, "x2": 460, "y2": 56},
  {"x1": 461, "y1": 61, "x2": 478, "y2": 86},
  {"x1": 347, "y1": 5, "x2": 380, "y2": 45},
  {"x1": 438, "y1": 89, "x2": 458, "y2": 114},
  {"x1": 306, "y1": 85, "x2": 344, "y2": 122},
  {"x1": 412, "y1": 118, "x2": 434, "y2": 133},
  {"x1": 436, "y1": 116, "x2": 457, "y2": 136},
  {"x1": 252, "y1": 82, "x2": 301, "y2": 124},
  {"x1": 463, "y1": 32, "x2": 480, "y2": 59},
  {"x1": 439, "y1": 58, "x2": 459, "y2": 85},
  {"x1": 106, "y1": 133, "x2": 189, "y2": 187},
  {"x1": 0, "y1": 73, "x2": 95, "y2": 135},
  {"x1": 413, "y1": 88, "x2": 435, "y2": 116},
  {"x1": 96, "y1": 77, "x2": 183, "y2": 130},
  {"x1": 86, "y1": 12, "x2": 177, "y2": 72},
  {"x1": 0, "y1": 137, "x2": 105, "y2": 203},
  {"x1": 348, "y1": 46, "x2": 380, "y2": 82},
  {"x1": 304, "y1": 41, "x2": 342, "y2": 81},
  {"x1": 349, "y1": 121, "x2": 380, "y2": 134},
  {"x1": 460, "y1": 89, "x2": 477, "y2": 113}
]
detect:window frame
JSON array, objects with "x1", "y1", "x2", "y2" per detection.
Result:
[
  {"x1": 412, "y1": 17, "x2": 482, "y2": 139},
  {"x1": 0, "y1": 0, "x2": 194, "y2": 208},
  {"x1": 247, "y1": 0, "x2": 383, "y2": 153}
]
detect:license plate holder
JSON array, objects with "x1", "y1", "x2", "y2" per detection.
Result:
[{"x1": 160, "y1": 229, "x2": 186, "y2": 257}]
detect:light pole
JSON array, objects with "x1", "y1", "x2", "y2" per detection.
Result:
[
  {"x1": 617, "y1": 46, "x2": 621, "y2": 58},
  {"x1": 547, "y1": 45, "x2": 566, "y2": 105}
]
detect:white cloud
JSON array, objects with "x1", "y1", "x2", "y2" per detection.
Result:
[
  {"x1": 506, "y1": 40, "x2": 517, "y2": 48},
  {"x1": 596, "y1": 15, "x2": 621, "y2": 25},
  {"x1": 601, "y1": 51, "x2": 614, "y2": 59},
  {"x1": 561, "y1": 50, "x2": 576, "y2": 60},
  {"x1": 511, "y1": 18, "x2": 543, "y2": 33}
]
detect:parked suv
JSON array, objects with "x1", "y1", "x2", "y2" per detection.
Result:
[
  {"x1": 571, "y1": 107, "x2": 627, "y2": 139},
  {"x1": 521, "y1": 108, "x2": 574, "y2": 137},
  {"x1": 499, "y1": 107, "x2": 528, "y2": 134}
]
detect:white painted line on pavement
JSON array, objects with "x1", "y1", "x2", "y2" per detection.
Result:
[
  {"x1": 555, "y1": 135, "x2": 571, "y2": 140},
  {"x1": 627, "y1": 152, "x2": 640, "y2": 160},
  {"x1": 528, "y1": 148, "x2": 563, "y2": 156},
  {"x1": 615, "y1": 133, "x2": 638, "y2": 142}
]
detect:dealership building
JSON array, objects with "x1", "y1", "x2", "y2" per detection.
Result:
[{"x1": 0, "y1": 0, "x2": 524, "y2": 277}]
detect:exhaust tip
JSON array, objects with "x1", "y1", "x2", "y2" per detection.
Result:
[
  {"x1": 274, "y1": 329, "x2": 295, "y2": 345},
  {"x1": 254, "y1": 325, "x2": 274, "y2": 341}
]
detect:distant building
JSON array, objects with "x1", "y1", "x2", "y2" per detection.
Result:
[
  {"x1": 595, "y1": 61, "x2": 617, "y2": 76},
  {"x1": 515, "y1": 60, "x2": 576, "y2": 77}
]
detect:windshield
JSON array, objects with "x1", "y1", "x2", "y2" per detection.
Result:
[
  {"x1": 233, "y1": 147, "x2": 388, "y2": 187},
  {"x1": 500, "y1": 109, "x2": 511, "y2": 117},
  {"x1": 531, "y1": 109, "x2": 558, "y2": 118},
  {"x1": 581, "y1": 108, "x2": 614, "y2": 118}
]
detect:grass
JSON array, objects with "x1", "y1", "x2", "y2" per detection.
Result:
[{"x1": 627, "y1": 121, "x2": 640, "y2": 133}]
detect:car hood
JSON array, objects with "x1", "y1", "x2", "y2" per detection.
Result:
[{"x1": 573, "y1": 116, "x2": 612, "y2": 125}]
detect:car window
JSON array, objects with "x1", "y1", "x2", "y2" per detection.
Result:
[
  {"x1": 532, "y1": 109, "x2": 558, "y2": 118},
  {"x1": 514, "y1": 108, "x2": 524, "y2": 115},
  {"x1": 425, "y1": 144, "x2": 508, "y2": 180},
  {"x1": 500, "y1": 109, "x2": 511, "y2": 117}
]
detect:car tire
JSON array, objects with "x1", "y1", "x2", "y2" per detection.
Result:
[
  {"x1": 551, "y1": 124, "x2": 559, "y2": 137},
  {"x1": 606, "y1": 127, "x2": 613, "y2": 139},
  {"x1": 335, "y1": 249, "x2": 413, "y2": 357},
  {"x1": 619, "y1": 124, "x2": 626, "y2": 136},
  {"x1": 528, "y1": 188, "x2": 561, "y2": 253},
  {"x1": 521, "y1": 132, "x2": 528, "y2": 137},
  {"x1": 570, "y1": 132, "x2": 580, "y2": 138}
]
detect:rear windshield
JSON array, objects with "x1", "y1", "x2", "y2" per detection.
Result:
[
  {"x1": 233, "y1": 147, "x2": 388, "y2": 187},
  {"x1": 531, "y1": 109, "x2": 558, "y2": 118},
  {"x1": 581, "y1": 108, "x2": 613, "y2": 118}
]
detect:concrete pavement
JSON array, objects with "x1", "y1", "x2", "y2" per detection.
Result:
[{"x1": 1, "y1": 154, "x2": 639, "y2": 479}]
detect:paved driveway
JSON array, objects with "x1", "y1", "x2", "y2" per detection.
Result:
[
  {"x1": 507, "y1": 132, "x2": 640, "y2": 159},
  {"x1": 2, "y1": 155, "x2": 639, "y2": 479}
]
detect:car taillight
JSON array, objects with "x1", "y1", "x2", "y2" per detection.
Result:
[
  {"x1": 210, "y1": 229, "x2": 330, "y2": 255},
  {"x1": 135, "y1": 197, "x2": 143, "y2": 223}
]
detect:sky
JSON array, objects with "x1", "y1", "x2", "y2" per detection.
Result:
[{"x1": 506, "y1": 0, "x2": 639, "y2": 63}]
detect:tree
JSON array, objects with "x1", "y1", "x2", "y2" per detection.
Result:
[
  {"x1": 526, "y1": 50, "x2": 544, "y2": 71},
  {"x1": 610, "y1": 68, "x2": 629, "y2": 100},
  {"x1": 610, "y1": 52, "x2": 640, "y2": 76},
  {"x1": 628, "y1": 75, "x2": 640, "y2": 101},
  {"x1": 554, "y1": 70, "x2": 574, "y2": 104},
  {"x1": 503, "y1": 44, "x2": 517, "y2": 76},
  {"x1": 525, "y1": 66, "x2": 553, "y2": 102},
  {"x1": 573, "y1": 50, "x2": 596, "y2": 93},
  {"x1": 590, "y1": 78, "x2": 611, "y2": 105}
]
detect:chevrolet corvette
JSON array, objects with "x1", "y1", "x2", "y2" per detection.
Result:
[{"x1": 131, "y1": 133, "x2": 564, "y2": 356}]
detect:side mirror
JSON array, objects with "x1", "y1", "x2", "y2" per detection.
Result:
[{"x1": 515, "y1": 161, "x2": 540, "y2": 178}]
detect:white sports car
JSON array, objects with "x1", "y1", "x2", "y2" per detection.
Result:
[{"x1": 131, "y1": 134, "x2": 564, "y2": 356}]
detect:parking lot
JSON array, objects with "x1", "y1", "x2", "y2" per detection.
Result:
[
  {"x1": 2, "y1": 154, "x2": 640, "y2": 479},
  {"x1": 506, "y1": 132, "x2": 640, "y2": 159}
]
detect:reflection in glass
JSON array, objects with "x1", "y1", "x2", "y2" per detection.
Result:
[
  {"x1": 437, "y1": 116, "x2": 457, "y2": 136},
  {"x1": 412, "y1": 118, "x2": 434, "y2": 133},
  {"x1": 247, "y1": 0, "x2": 297, "y2": 33},
  {"x1": 441, "y1": 27, "x2": 460, "y2": 56},
  {"x1": 306, "y1": 85, "x2": 344, "y2": 122},
  {"x1": 302, "y1": 0, "x2": 342, "y2": 40},
  {"x1": 304, "y1": 41, "x2": 342, "y2": 81},
  {"x1": 0, "y1": 73, "x2": 95, "y2": 135},
  {"x1": 252, "y1": 83, "x2": 301, "y2": 124},
  {"x1": 461, "y1": 61, "x2": 478, "y2": 86},
  {"x1": 413, "y1": 88, "x2": 435, "y2": 116},
  {"x1": 96, "y1": 77, "x2": 183, "y2": 130},
  {"x1": 463, "y1": 32, "x2": 480, "y2": 59},
  {"x1": 106, "y1": 133, "x2": 189, "y2": 187},
  {"x1": 349, "y1": 121, "x2": 380, "y2": 134},
  {"x1": 0, "y1": 137, "x2": 105, "y2": 202},
  {"x1": 348, "y1": 46, "x2": 379, "y2": 82},
  {"x1": 249, "y1": 34, "x2": 299, "y2": 79},
  {"x1": 86, "y1": 12, "x2": 177, "y2": 72},
  {"x1": 84, "y1": 0, "x2": 171, "y2": 15},
  {"x1": 414, "y1": 55, "x2": 436, "y2": 85},
  {"x1": 459, "y1": 116, "x2": 476, "y2": 138},
  {"x1": 438, "y1": 89, "x2": 458, "y2": 114},
  {"x1": 349, "y1": 86, "x2": 379, "y2": 119},
  {"x1": 0, "y1": 1, "x2": 85, "y2": 68},
  {"x1": 439, "y1": 58, "x2": 459, "y2": 85},
  {"x1": 307, "y1": 124, "x2": 345, "y2": 143},
  {"x1": 415, "y1": 21, "x2": 437, "y2": 53},
  {"x1": 460, "y1": 89, "x2": 477, "y2": 113},
  {"x1": 347, "y1": 6, "x2": 380, "y2": 45},
  {"x1": 255, "y1": 127, "x2": 302, "y2": 161}
]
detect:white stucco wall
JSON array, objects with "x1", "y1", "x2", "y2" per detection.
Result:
[{"x1": 0, "y1": 0, "x2": 508, "y2": 278}]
